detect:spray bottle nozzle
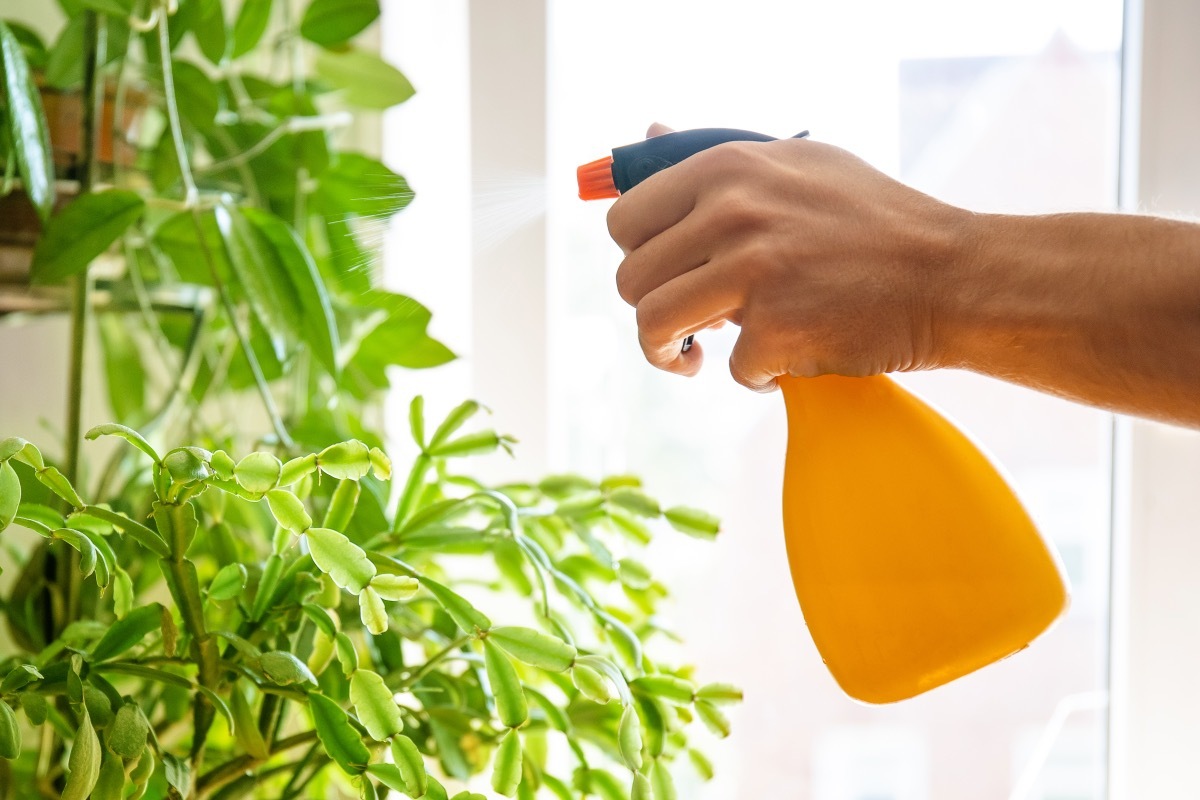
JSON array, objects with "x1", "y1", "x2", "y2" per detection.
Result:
[
  {"x1": 576, "y1": 128, "x2": 810, "y2": 201},
  {"x1": 576, "y1": 155, "x2": 619, "y2": 200}
]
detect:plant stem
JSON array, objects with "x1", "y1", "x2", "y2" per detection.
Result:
[
  {"x1": 196, "y1": 730, "x2": 317, "y2": 798},
  {"x1": 399, "y1": 633, "x2": 472, "y2": 689},
  {"x1": 156, "y1": 0, "x2": 198, "y2": 205}
]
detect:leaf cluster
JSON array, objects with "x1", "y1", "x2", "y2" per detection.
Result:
[{"x1": 0, "y1": 1, "x2": 739, "y2": 798}]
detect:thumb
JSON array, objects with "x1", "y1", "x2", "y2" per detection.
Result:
[
  {"x1": 729, "y1": 330, "x2": 781, "y2": 393},
  {"x1": 646, "y1": 122, "x2": 675, "y2": 138}
]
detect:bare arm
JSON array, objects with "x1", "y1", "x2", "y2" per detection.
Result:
[{"x1": 607, "y1": 136, "x2": 1200, "y2": 426}]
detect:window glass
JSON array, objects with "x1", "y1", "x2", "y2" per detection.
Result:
[{"x1": 547, "y1": 1, "x2": 1122, "y2": 797}]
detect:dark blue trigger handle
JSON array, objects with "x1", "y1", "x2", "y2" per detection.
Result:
[{"x1": 610, "y1": 128, "x2": 810, "y2": 194}]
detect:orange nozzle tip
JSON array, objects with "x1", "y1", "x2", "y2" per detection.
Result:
[{"x1": 577, "y1": 155, "x2": 618, "y2": 200}]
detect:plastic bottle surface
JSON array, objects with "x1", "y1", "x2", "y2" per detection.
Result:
[{"x1": 779, "y1": 374, "x2": 1069, "y2": 704}]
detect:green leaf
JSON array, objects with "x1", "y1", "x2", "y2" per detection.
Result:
[
  {"x1": 650, "y1": 758, "x2": 677, "y2": 800},
  {"x1": 616, "y1": 558, "x2": 652, "y2": 590},
  {"x1": 20, "y1": 693, "x2": 47, "y2": 726},
  {"x1": 428, "y1": 401, "x2": 480, "y2": 449},
  {"x1": 81, "y1": 0, "x2": 134, "y2": 16},
  {"x1": 30, "y1": 190, "x2": 145, "y2": 283},
  {"x1": 488, "y1": 627, "x2": 576, "y2": 673},
  {"x1": 427, "y1": 430, "x2": 513, "y2": 459},
  {"x1": 107, "y1": 701, "x2": 150, "y2": 760},
  {"x1": 315, "y1": 152, "x2": 413, "y2": 219},
  {"x1": 324, "y1": 479, "x2": 360, "y2": 530},
  {"x1": 491, "y1": 729, "x2": 522, "y2": 797},
  {"x1": 314, "y1": 47, "x2": 415, "y2": 110},
  {"x1": 92, "y1": 754, "x2": 125, "y2": 800},
  {"x1": 163, "y1": 447, "x2": 213, "y2": 484},
  {"x1": 231, "y1": 0, "x2": 273, "y2": 57},
  {"x1": 618, "y1": 704, "x2": 642, "y2": 772},
  {"x1": 409, "y1": 396, "x2": 426, "y2": 448},
  {"x1": 0, "y1": 701, "x2": 19, "y2": 760},
  {"x1": 113, "y1": 567, "x2": 134, "y2": 617},
  {"x1": 571, "y1": 663, "x2": 613, "y2": 704},
  {"x1": 0, "y1": 21, "x2": 55, "y2": 221},
  {"x1": 388, "y1": 735, "x2": 428, "y2": 797},
  {"x1": 695, "y1": 700, "x2": 730, "y2": 739},
  {"x1": 161, "y1": 753, "x2": 191, "y2": 798},
  {"x1": 631, "y1": 676, "x2": 695, "y2": 706},
  {"x1": 369, "y1": 573, "x2": 419, "y2": 601},
  {"x1": 128, "y1": 751, "x2": 155, "y2": 800},
  {"x1": 208, "y1": 563, "x2": 247, "y2": 601},
  {"x1": 242, "y1": 207, "x2": 340, "y2": 375},
  {"x1": 359, "y1": 585, "x2": 387, "y2": 635},
  {"x1": 305, "y1": 527, "x2": 376, "y2": 592},
  {"x1": 308, "y1": 692, "x2": 371, "y2": 774},
  {"x1": 280, "y1": 454, "x2": 317, "y2": 486},
  {"x1": 301, "y1": 0, "x2": 380, "y2": 46},
  {"x1": 266, "y1": 489, "x2": 311, "y2": 532},
  {"x1": 345, "y1": 293, "x2": 455, "y2": 392},
  {"x1": 255, "y1": 651, "x2": 317, "y2": 686},
  {"x1": 349, "y1": 668, "x2": 403, "y2": 741},
  {"x1": 687, "y1": 748, "x2": 714, "y2": 781},
  {"x1": 62, "y1": 709, "x2": 101, "y2": 800},
  {"x1": 316, "y1": 440, "x2": 371, "y2": 480},
  {"x1": 85, "y1": 423, "x2": 161, "y2": 463},
  {"x1": 608, "y1": 487, "x2": 660, "y2": 518},
  {"x1": 483, "y1": 640, "x2": 527, "y2": 729},
  {"x1": 189, "y1": 0, "x2": 227, "y2": 64},
  {"x1": 81, "y1": 505, "x2": 170, "y2": 558},
  {"x1": 4, "y1": 23, "x2": 48, "y2": 71},
  {"x1": 421, "y1": 577, "x2": 491, "y2": 633},
  {"x1": 98, "y1": 315, "x2": 148, "y2": 423},
  {"x1": 230, "y1": 685, "x2": 269, "y2": 759},
  {"x1": 54, "y1": 528, "x2": 98, "y2": 578},
  {"x1": 214, "y1": 203, "x2": 303, "y2": 361},
  {"x1": 171, "y1": 60, "x2": 221, "y2": 135},
  {"x1": 0, "y1": 437, "x2": 41, "y2": 468},
  {"x1": 45, "y1": 15, "x2": 84, "y2": 89},
  {"x1": 234, "y1": 451, "x2": 281, "y2": 494},
  {"x1": 694, "y1": 682, "x2": 743, "y2": 705},
  {"x1": 636, "y1": 696, "x2": 665, "y2": 758},
  {"x1": 663, "y1": 506, "x2": 720, "y2": 540},
  {"x1": 0, "y1": 664, "x2": 42, "y2": 693},
  {"x1": 90, "y1": 603, "x2": 163, "y2": 662},
  {"x1": 0, "y1": 461, "x2": 19, "y2": 532}
]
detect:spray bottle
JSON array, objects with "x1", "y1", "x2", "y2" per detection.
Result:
[{"x1": 577, "y1": 128, "x2": 1068, "y2": 704}]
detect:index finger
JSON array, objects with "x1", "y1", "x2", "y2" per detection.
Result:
[{"x1": 606, "y1": 156, "x2": 705, "y2": 253}]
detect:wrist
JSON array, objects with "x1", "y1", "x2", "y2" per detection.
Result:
[{"x1": 931, "y1": 211, "x2": 1036, "y2": 373}]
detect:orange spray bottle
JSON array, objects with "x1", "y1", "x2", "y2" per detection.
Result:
[{"x1": 578, "y1": 128, "x2": 1068, "y2": 703}]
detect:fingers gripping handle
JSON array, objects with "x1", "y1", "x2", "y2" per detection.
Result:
[{"x1": 577, "y1": 128, "x2": 811, "y2": 353}]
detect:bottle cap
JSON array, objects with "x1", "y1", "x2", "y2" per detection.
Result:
[{"x1": 576, "y1": 155, "x2": 619, "y2": 200}]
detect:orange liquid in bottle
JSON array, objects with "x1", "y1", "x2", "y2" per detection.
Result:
[{"x1": 779, "y1": 374, "x2": 1069, "y2": 704}]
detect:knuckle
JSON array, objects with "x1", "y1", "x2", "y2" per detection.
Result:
[
  {"x1": 737, "y1": 240, "x2": 783, "y2": 283},
  {"x1": 614, "y1": 263, "x2": 640, "y2": 306},
  {"x1": 703, "y1": 141, "x2": 759, "y2": 172},
  {"x1": 634, "y1": 297, "x2": 668, "y2": 341},
  {"x1": 606, "y1": 199, "x2": 632, "y2": 248}
]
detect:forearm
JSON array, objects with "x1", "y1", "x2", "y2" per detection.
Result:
[{"x1": 940, "y1": 212, "x2": 1200, "y2": 426}]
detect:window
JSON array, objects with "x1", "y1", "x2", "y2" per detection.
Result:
[{"x1": 545, "y1": 1, "x2": 1122, "y2": 797}]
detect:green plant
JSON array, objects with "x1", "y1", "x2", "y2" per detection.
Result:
[{"x1": 0, "y1": 1, "x2": 738, "y2": 799}]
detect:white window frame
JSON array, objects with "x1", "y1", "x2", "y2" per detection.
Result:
[{"x1": 1108, "y1": 2, "x2": 1200, "y2": 795}]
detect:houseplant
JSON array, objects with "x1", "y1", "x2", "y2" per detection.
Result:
[{"x1": 0, "y1": 1, "x2": 739, "y2": 799}]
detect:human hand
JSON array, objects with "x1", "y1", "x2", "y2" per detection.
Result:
[{"x1": 607, "y1": 126, "x2": 970, "y2": 391}]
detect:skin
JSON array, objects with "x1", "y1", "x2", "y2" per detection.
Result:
[{"x1": 608, "y1": 124, "x2": 1200, "y2": 427}]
